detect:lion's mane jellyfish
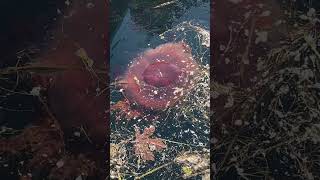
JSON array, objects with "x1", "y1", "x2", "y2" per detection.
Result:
[{"x1": 122, "y1": 42, "x2": 199, "y2": 110}]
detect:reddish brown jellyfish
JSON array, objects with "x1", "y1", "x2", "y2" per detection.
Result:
[{"x1": 121, "y1": 42, "x2": 199, "y2": 110}]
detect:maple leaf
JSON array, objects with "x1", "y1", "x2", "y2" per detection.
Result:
[{"x1": 133, "y1": 126, "x2": 167, "y2": 161}]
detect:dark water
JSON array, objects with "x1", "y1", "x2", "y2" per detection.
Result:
[
  {"x1": 110, "y1": 0, "x2": 209, "y2": 79},
  {"x1": 0, "y1": 1, "x2": 65, "y2": 179},
  {"x1": 0, "y1": 0, "x2": 65, "y2": 67},
  {"x1": 0, "y1": 0, "x2": 65, "y2": 129},
  {"x1": 110, "y1": 0, "x2": 210, "y2": 179}
]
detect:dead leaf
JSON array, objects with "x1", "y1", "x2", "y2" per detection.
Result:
[
  {"x1": 75, "y1": 48, "x2": 94, "y2": 69},
  {"x1": 133, "y1": 126, "x2": 166, "y2": 161}
]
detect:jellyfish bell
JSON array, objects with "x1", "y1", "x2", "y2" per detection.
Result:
[
  {"x1": 142, "y1": 61, "x2": 182, "y2": 88},
  {"x1": 121, "y1": 42, "x2": 199, "y2": 111}
]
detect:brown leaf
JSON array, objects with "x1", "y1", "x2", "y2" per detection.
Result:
[{"x1": 133, "y1": 126, "x2": 166, "y2": 161}]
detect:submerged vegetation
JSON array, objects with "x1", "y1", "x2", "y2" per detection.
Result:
[
  {"x1": 110, "y1": 20, "x2": 210, "y2": 179},
  {"x1": 212, "y1": 1, "x2": 320, "y2": 179},
  {"x1": 0, "y1": 0, "x2": 319, "y2": 180}
]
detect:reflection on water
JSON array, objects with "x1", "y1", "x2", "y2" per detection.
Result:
[
  {"x1": 129, "y1": 0, "x2": 209, "y2": 34},
  {"x1": 110, "y1": 0, "x2": 209, "y2": 78}
]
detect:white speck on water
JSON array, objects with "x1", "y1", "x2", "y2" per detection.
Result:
[
  {"x1": 224, "y1": 95, "x2": 234, "y2": 108},
  {"x1": 65, "y1": 0, "x2": 71, "y2": 6},
  {"x1": 74, "y1": 131, "x2": 81, "y2": 137},
  {"x1": 244, "y1": 29, "x2": 249, "y2": 36},
  {"x1": 219, "y1": 45, "x2": 226, "y2": 51},
  {"x1": 86, "y1": 2, "x2": 95, "y2": 8},
  {"x1": 56, "y1": 160, "x2": 64, "y2": 168},
  {"x1": 255, "y1": 31, "x2": 268, "y2": 44},
  {"x1": 234, "y1": 119, "x2": 243, "y2": 126},
  {"x1": 307, "y1": 8, "x2": 316, "y2": 17},
  {"x1": 30, "y1": 86, "x2": 41, "y2": 96},
  {"x1": 260, "y1": 10, "x2": 271, "y2": 17},
  {"x1": 173, "y1": 87, "x2": 184, "y2": 96},
  {"x1": 225, "y1": 58, "x2": 230, "y2": 64}
]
